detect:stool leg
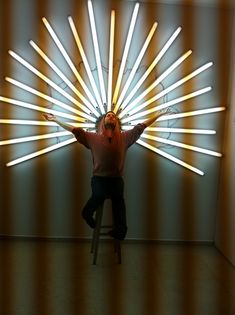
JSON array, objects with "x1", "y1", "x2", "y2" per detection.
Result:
[
  {"x1": 113, "y1": 239, "x2": 122, "y2": 264},
  {"x1": 111, "y1": 208, "x2": 122, "y2": 264},
  {"x1": 92, "y1": 205, "x2": 103, "y2": 265},
  {"x1": 90, "y1": 211, "x2": 98, "y2": 254}
]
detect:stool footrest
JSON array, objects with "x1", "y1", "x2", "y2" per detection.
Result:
[
  {"x1": 100, "y1": 225, "x2": 112, "y2": 229},
  {"x1": 99, "y1": 232, "x2": 110, "y2": 236}
]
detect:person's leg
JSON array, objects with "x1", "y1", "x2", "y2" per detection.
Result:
[
  {"x1": 109, "y1": 177, "x2": 127, "y2": 240},
  {"x1": 82, "y1": 176, "x2": 106, "y2": 228}
]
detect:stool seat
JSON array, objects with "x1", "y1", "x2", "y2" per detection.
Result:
[{"x1": 91, "y1": 201, "x2": 122, "y2": 265}]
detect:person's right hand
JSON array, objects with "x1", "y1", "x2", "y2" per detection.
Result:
[{"x1": 43, "y1": 113, "x2": 56, "y2": 121}]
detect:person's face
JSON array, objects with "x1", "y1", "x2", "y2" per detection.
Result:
[{"x1": 104, "y1": 112, "x2": 117, "y2": 129}]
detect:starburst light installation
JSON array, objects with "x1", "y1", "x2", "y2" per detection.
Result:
[{"x1": 0, "y1": 1, "x2": 225, "y2": 175}]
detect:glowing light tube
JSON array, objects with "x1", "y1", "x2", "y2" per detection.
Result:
[
  {"x1": 127, "y1": 61, "x2": 213, "y2": 117},
  {"x1": 6, "y1": 137, "x2": 77, "y2": 167},
  {"x1": 157, "y1": 106, "x2": 226, "y2": 122},
  {"x1": 119, "y1": 27, "x2": 182, "y2": 111},
  {"x1": 69, "y1": 122, "x2": 95, "y2": 128},
  {"x1": 68, "y1": 16, "x2": 104, "y2": 113},
  {"x1": 120, "y1": 50, "x2": 192, "y2": 118},
  {"x1": 141, "y1": 133, "x2": 222, "y2": 157},
  {"x1": 115, "y1": 21, "x2": 158, "y2": 112},
  {"x1": 121, "y1": 125, "x2": 216, "y2": 134},
  {"x1": 8, "y1": 50, "x2": 94, "y2": 116},
  {"x1": 5, "y1": 77, "x2": 96, "y2": 122},
  {"x1": 112, "y1": 2, "x2": 140, "y2": 108},
  {"x1": 87, "y1": 1, "x2": 107, "y2": 105},
  {"x1": 0, "y1": 119, "x2": 57, "y2": 126},
  {"x1": 0, "y1": 96, "x2": 86, "y2": 122},
  {"x1": 137, "y1": 139, "x2": 204, "y2": 176},
  {"x1": 127, "y1": 107, "x2": 226, "y2": 124},
  {"x1": 121, "y1": 86, "x2": 212, "y2": 124},
  {"x1": 0, "y1": 131, "x2": 70, "y2": 146},
  {"x1": 42, "y1": 17, "x2": 99, "y2": 111},
  {"x1": 30, "y1": 40, "x2": 100, "y2": 117},
  {"x1": 107, "y1": 10, "x2": 115, "y2": 112},
  {"x1": 0, "y1": 119, "x2": 95, "y2": 128}
]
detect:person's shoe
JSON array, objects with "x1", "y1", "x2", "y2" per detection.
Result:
[
  {"x1": 82, "y1": 214, "x2": 96, "y2": 229},
  {"x1": 108, "y1": 230, "x2": 124, "y2": 240}
]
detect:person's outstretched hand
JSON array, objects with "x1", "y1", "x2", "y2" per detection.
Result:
[{"x1": 43, "y1": 113, "x2": 56, "y2": 121}]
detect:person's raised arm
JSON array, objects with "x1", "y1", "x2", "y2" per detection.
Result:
[
  {"x1": 43, "y1": 114, "x2": 74, "y2": 132},
  {"x1": 143, "y1": 110, "x2": 167, "y2": 128}
]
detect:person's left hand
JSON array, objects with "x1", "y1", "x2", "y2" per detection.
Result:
[{"x1": 43, "y1": 113, "x2": 56, "y2": 121}]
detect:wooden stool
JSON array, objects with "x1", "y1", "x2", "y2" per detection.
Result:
[{"x1": 91, "y1": 201, "x2": 122, "y2": 265}]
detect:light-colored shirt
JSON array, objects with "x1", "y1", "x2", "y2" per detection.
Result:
[{"x1": 72, "y1": 123, "x2": 145, "y2": 177}]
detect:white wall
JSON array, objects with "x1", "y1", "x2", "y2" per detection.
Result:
[
  {"x1": 215, "y1": 9, "x2": 235, "y2": 267},
  {"x1": 0, "y1": 0, "x2": 233, "y2": 241}
]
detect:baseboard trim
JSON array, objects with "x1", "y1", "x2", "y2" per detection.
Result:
[{"x1": 0, "y1": 234, "x2": 214, "y2": 245}]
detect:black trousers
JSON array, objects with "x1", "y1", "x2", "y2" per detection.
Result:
[{"x1": 82, "y1": 176, "x2": 127, "y2": 239}]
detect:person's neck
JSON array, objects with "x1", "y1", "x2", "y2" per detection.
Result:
[{"x1": 105, "y1": 128, "x2": 114, "y2": 138}]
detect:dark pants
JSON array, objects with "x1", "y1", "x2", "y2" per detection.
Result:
[{"x1": 82, "y1": 176, "x2": 127, "y2": 239}]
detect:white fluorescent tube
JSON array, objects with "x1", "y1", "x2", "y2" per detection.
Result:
[
  {"x1": 68, "y1": 16, "x2": 104, "y2": 113},
  {"x1": 137, "y1": 139, "x2": 204, "y2": 176},
  {"x1": 120, "y1": 50, "x2": 192, "y2": 118},
  {"x1": 0, "y1": 131, "x2": 71, "y2": 146},
  {"x1": 30, "y1": 40, "x2": 100, "y2": 117},
  {"x1": 121, "y1": 86, "x2": 212, "y2": 124},
  {"x1": 157, "y1": 106, "x2": 226, "y2": 122},
  {"x1": 121, "y1": 125, "x2": 216, "y2": 134},
  {"x1": 115, "y1": 21, "x2": 157, "y2": 112},
  {"x1": 126, "y1": 61, "x2": 212, "y2": 117},
  {"x1": 119, "y1": 26, "x2": 182, "y2": 111},
  {"x1": 112, "y1": 2, "x2": 140, "y2": 107},
  {"x1": 6, "y1": 138, "x2": 77, "y2": 167},
  {"x1": 0, "y1": 96, "x2": 86, "y2": 122},
  {"x1": 0, "y1": 119, "x2": 95, "y2": 128},
  {"x1": 8, "y1": 50, "x2": 94, "y2": 116},
  {"x1": 141, "y1": 133, "x2": 222, "y2": 157},
  {"x1": 107, "y1": 10, "x2": 115, "y2": 112},
  {"x1": 0, "y1": 119, "x2": 57, "y2": 126},
  {"x1": 5, "y1": 77, "x2": 96, "y2": 122},
  {"x1": 87, "y1": 1, "x2": 107, "y2": 106},
  {"x1": 42, "y1": 17, "x2": 100, "y2": 110}
]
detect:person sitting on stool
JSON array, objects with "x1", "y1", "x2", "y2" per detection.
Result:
[{"x1": 43, "y1": 110, "x2": 166, "y2": 240}]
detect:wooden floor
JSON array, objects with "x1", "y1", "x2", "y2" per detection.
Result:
[{"x1": 0, "y1": 239, "x2": 235, "y2": 315}]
